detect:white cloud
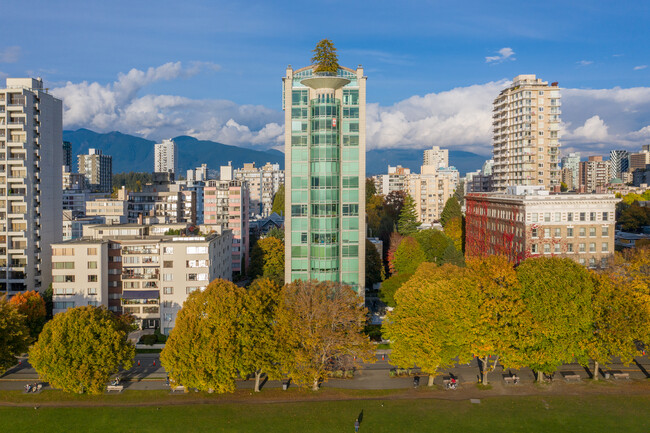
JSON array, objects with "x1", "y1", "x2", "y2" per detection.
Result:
[
  {"x1": 0, "y1": 46, "x2": 20, "y2": 63},
  {"x1": 485, "y1": 47, "x2": 515, "y2": 64},
  {"x1": 52, "y1": 62, "x2": 283, "y2": 148},
  {"x1": 577, "y1": 60, "x2": 594, "y2": 66},
  {"x1": 570, "y1": 115, "x2": 609, "y2": 141},
  {"x1": 633, "y1": 65, "x2": 648, "y2": 70}
]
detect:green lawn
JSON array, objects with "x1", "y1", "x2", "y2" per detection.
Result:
[{"x1": 1, "y1": 394, "x2": 649, "y2": 432}]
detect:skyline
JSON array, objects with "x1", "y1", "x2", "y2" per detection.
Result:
[{"x1": 1, "y1": 1, "x2": 649, "y2": 156}]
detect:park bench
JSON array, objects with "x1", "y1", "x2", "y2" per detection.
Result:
[
  {"x1": 171, "y1": 385, "x2": 186, "y2": 393},
  {"x1": 613, "y1": 373, "x2": 630, "y2": 380},
  {"x1": 563, "y1": 374, "x2": 581, "y2": 382},
  {"x1": 106, "y1": 385, "x2": 124, "y2": 392},
  {"x1": 503, "y1": 375, "x2": 520, "y2": 385}
]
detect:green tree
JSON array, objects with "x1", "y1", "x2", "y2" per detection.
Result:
[
  {"x1": 311, "y1": 39, "x2": 339, "y2": 74},
  {"x1": 385, "y1": 263, "x2": 476, "y2": 386},
  {"x1": 516, "y1": 257, "x2": 594, "y2": 381},
  {"x1": 412, "y1": 229, "x2": 455, "y2": 264},
  {"x1": 276, "y1": 280, "x2": 374, "y2": 390},
  {"x1": 379, "y1": 272, "x2": 413, "y2": 308},
  {"x1": 397, "y1": 194, "x2": 420, "y2": 236},
  {"x1": 0, "y1": 296, "x2": 30, "y2": 376},
  {"x1": 393, "y1": 237, "x2": 426, "y2": 275},
  {"x1": 365, "y1": 178, "x2": 377, "y2": 204},
  {"x1": 560, "y1": 182, "x2": 568, "y2": 192},
  {"x1": 161, "y1": 279, "x2": 247, "y2": 393},
  {"x1": 366, "y1": 193, "x2": 384, "y2": 238},
  {"x1": 112, "y1": 172, "x2": 152, "y2": 192},
  {"x1": 249, "y1": 237, "x2": 285, "y2": 286},
  {"x1": 9, "y1": 290, "x2": 46, "y2": 342},
  {"x1": 43, "y1": 283, "x2": 54, "y2": 320},
  {"x1": 239, "y1": 278, "x2": 283, "y2": 392},
  {"x1": 271, "y1": 184, "x2": 285, "y2": 216},
  {"x1": 441, "y1": 244, "x2": 465, "y2": 267},
  {"x1": 29, "y1": 306, "x2": 134, "y2": 394},
  {"x1": 365, "y1": 239, "x2": 385, "y2": 289},
  {"x1": 265, "y1": 227, "x2": 284, "y2": 241},
  {"x1": 618, "y1": 203, "x2": 650, "y2": 232},
  {"x1": 440, "y1": 196, "x2": 461, "y2": 227}
]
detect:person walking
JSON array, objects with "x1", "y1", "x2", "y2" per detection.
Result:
[{"x1": 354, "y1": 418, "x2": 360, "y2": 432}]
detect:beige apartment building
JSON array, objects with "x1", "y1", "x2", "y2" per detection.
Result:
[
  {"x1": 492, "y1": 75, "x2": 561, "y2": 191},
  {"x1": 407, "y1": 165, "x2": 459, "y2": 226},
  {"x1": 85, "y1": 196, "x2": 128, "y2": 224},
  {"x1": 51, "y1": 223, "x2": 232, "y2": 333},
  {"x1": 235, "y1": 162, "x2": 284, "y2": 218},
  {"x1": 0, "y1": 78, "x2": 62, "y2": 295},
  {"x1": 579, "y1": 155, "x2": 611, "y2": 192},
  {"x1": 465, "y1": 186, "x2": 618, "y2": 268},
  {"x1": 379, "y1": 165, "x2": 411, "y2": 196}
]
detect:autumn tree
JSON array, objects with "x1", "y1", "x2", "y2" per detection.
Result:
[
  {"x1": 412, "y1": 229, "x2": 454, "y2": 265},
  {"x1": 29, "y1": 306, "x2": 134, "y2": 394},
  {"x1": 467, "y1": 256, "x2": 527, "y2": 384},
  {"x1": 239, "y1": 278, "x2": 283, "y2": 392},
  {"x1": 311, "y1": 39, "x2": 339, "y2": 74},
  {"x1": 379, "y1": 272, "x2": 413, "y2": 308},
  {"x1": 276, "y1": 280, "x2": 374, "y2": 390},
  {"x1": 397, "y1": 194, "x2": 420, "y2": 236},
  {"x1": 393, "y1": 237, "x2": 426, "y2": 275},
  {"x1": 161, "y1": 279, "x2": 248, "y2": 393},
  {"x1": 9, "y1": 290, "x2": 46, "y2": 341},
  {"x1": 249, "y1": 236, "x2": 285, "y2": 286},
  {"x1": 365, "y1": 239, "x2": 385, "y2": 289},
  {"x1": 440, "y1": 196, "x2": 461, "y2": 227},
  {"x1": 385, "y1": 263, "x2": 476, "y2": 386},
  {"x1": 586, "y1": 273, "x2": 649, "y2": 380},
  {"x1": 271, "y1": 184, "x2": 285, "y2": 216},
  {"x1": 443, "y1": 216, "x2": 464, "y2": 252},
  {"x1": 366, "y1": 193, "x2": 385, "y2": 238},
  {"x1": 366, "y1": 178, "x2": 377, "y2": 203},
  {"x1": 386, "y1": 232, "x2": 403, "y2": 275},
  {"x1": 516, "y1": 257, "x2": 594, "y2": 381},
  {"x1": 0, "y1": 296, "x2": 30, "y2": 376}
]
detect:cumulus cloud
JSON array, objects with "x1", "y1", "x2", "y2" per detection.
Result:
[
  {"x1": 633, "y1": 65, "x2": 648, "y2": 70},
  {"x1": 485, "y1": 48, "x2": 515, "y2": 64},
  {"x1": 570, "y1": 115, "x2": 609, "y2": 141},
  {"x1": 52, "y1": 62, "x2": 283, "y2": 148},
  {"x1": 0, "y1": 46, "x2": 20, "y2": 63}
]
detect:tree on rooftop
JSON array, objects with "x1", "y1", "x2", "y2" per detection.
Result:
[{"x1": 311, "y1": 39, "x2": 339, "y2": 74}]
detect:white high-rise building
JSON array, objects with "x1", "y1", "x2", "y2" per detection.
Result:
[
  {"x1": 78, "y1": 148, "x2": 112, "y2": 193},
  {"x1": 492, "y1": 75, "x2": 561, "y2": 191},
  {"x1": 0, "y1": 78, "x2": 63, "y2": 294},
  {"x1": 423, "y1": 145, "x2": 449, "y2": 169},
  {"x1": 154, "y1": 139, "x2": 178, "y2": 175}
]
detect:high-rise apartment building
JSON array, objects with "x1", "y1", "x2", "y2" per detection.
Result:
[
  {"x1": 629, "y1": 145, "x2": 650, "y2": 172},
  {"x1": 579, "y1": 156, "x2": 610, "y2": 193},
  {"x1": 379, "y1": 165, "x2": 411, "y2": 196},
  {"x1": 62, "y1": 141, "x2": 72, "y2": 170},
  {"x1": 609, "y1": 150, "x2": 629, "y2": 178},
  {"x1": 0, "y1": 78, "x2": 63, "y2": 294},
  {"x1": 78, "y1": 148, "x2": 112, "y2": 193},
  {"x1": 154, "y1": 138, "x2": 178, "y2": 175},
  {"x1": 283, "y1": 64, "x2": 366, "y2": 292},
  {"x1": 423, "y1": 145, "x2": 449, "y2": 170},
  {"x1": 561, "y1": 152, "x2": 581, "y2": 186},
  {"x1": 235, "y1": 162, "x2": 284, "y2": 218},
  {"x1": 492, "y1": 75, "x2": 561, "y2": 191},
  {"x1": 407, "y1": 165, "x2": 459, "y2": 226}
]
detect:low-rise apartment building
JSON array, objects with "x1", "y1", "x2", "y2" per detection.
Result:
[
  {"x1": 465, "y1": 186, "x2": 618, "y2": 268},
  {"x1": 51, "y1": 223, "x2": 232, "y2": 334}
]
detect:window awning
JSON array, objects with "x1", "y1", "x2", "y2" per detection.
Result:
[{"x1": 121, "y1": 290, "x2": 159, "y2": 300}]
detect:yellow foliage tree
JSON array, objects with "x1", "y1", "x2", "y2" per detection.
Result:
[{"x1": 0, "y1": 296, "x2": 29, "y2": 376}]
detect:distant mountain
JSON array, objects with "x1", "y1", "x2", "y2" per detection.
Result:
[
  {"x1": 62, "y1": 129, "x2": 284, "y2": 173},
  {"x1": 366, "y1": 148, "x2": 489, "y2": 176}
]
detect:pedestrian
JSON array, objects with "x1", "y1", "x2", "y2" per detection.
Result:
[{"x1": 354, "y1": 418, "x2": 360, "y2": 432}]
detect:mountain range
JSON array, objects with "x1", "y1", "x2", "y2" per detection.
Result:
[{"x1": 63, "y1": 129, "x2": 488, "y2": 176}]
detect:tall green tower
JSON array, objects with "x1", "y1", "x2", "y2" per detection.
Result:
[{"x1": 282, "y1": 62, "x2": 366, "y2": 295}]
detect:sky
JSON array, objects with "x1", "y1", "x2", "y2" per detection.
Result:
[{"x1": 1, "y1": 0, "x2": 649, "y2": 157}]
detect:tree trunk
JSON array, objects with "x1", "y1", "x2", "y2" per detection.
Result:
[
  {"x1": 254, "y1": 371, "x2": 261, "y2": 392},
  {"x1": 428, "y1": 374, "x2": 434, "y2": 387},
  {"x1": 482, "y1": 356, "x2": 489, "y2": 385},
  {"x1": 537, "y1": 370, "x2": 543, "y2": 382},
  {"x1": 312, "y1": 377, "x2": 319, "y2": 391},
  {"x1": 593, "y1": 361, "x2": 599, "y2": 381}
]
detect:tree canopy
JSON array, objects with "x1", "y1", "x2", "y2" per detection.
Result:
[
  {"x1": 249, "y1": 236, "x2": 285, "y2": 286},
  {"x1": 440, "y1": 196, "x2": 462, "y2": 227},
  {"x1": 393, "y1": 237, "x2": 426, "y2": 275},
  {"x1": 365, "y1": 239, "x2": 385, "y2": 289},
  {"x1": 397, "y1": 194, "x2": 420, "y2": 236},
  {"x1": 0, "y1": 296, "x2": 30, "y2": 376},
  {"x1": 311, "y1": 39, "x2": 339, "y2": 74},
  {"x1": 9, "y1": 290, "x2": 46, "y2": 342},
  {"x1": 379, "y1": 272, "x2": 413, "y2": 308},
  {"x1": 29, "y1": 306, "x2": 134, "y2": 394},
  {"x1": 271, "y1": 184, "x2": 285, "y2": 216},
  {"x1": 275, "y1": 280, "x2": 374, "y2": 390}
]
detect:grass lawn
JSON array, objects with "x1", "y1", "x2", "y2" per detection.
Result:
[{"x1": 1, "y1": 394, "x2": 649, "y2": 432}]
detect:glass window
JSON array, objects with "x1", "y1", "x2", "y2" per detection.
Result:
[
  {"x1": 589, "y1": 243, "x2": 596, "y2": 252},
  {"x1": 554, "y1": 244, "x2": 561, "y2": 253},
  {"x1": 531, "y1": 244, "x2": 538, "y2": 253},
  {"x1": 87, "y1": 275, "x2": 97, "y2": 282},
  {"x1": 544, "y1": 228, "x2": 550, "y2": 238},
  {"x1": 567, "y1": 212, "x2": 573, "y2": 222},
  {"x1": 87, "y1": 248, "x2": 97, "y2": 255},
  {"x1": 544, "y1": 244, "x2": 551, "y2": 253},
  {"x1": 163, "y1": 287, "x2": 173, "y2": 294},
  {"x1": 602, "y1": 212, "x2": 608, "y2": 221},
  {"x1": 602, "y1": 242, "x2": 608, "y2": 252},
  {"x1": 544, "y1": 213, "x2": 551, "y2": 222},
  {"x1": 567, "y1": 228, "x2": 573, "y2": 237},
  {"x1": 589, "y1": 227, "x2": 596, "y2": 237},
  {"x1": 580, "y1": 212, "x2": 586, "y2": 221},
  {"x1": 87, "y1": 287, "x2": 97, "y2": 295},
  {"x1": 87, "y1": 261, "x2": 97, "y2": 269},
  {"x1": 567, "y1": 243, "x2": 574, "y2": 252},
  {"x1": 579, "y1": 243, "x2": 586, "y2": 252},
  {"x1": 579, "y1": 228, "x2": 586, "y2": 237},
  {"x1": 554, "y1": 228, "x2": 561, "y2": 237},
  {"x1": 602, "y1": 226, "x2": 609, "y2": 237},
  {"x1": 590, "y1": 212, "x2": 596, "y2": 221},
  {"x1": 531, "y1": 228, "x2": 538, "y2": 238}
]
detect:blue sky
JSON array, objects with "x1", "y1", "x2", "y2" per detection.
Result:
[{"x1": 1, "y1": 0, "x2": 649, "y2": 156}]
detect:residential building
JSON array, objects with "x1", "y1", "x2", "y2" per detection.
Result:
[
  {"x1": 62, "y1": 211, "x2": 104, "y2": 241},
  {"x1": 423, "y1": 145, "x2": 449, "y2": 170},
  {"x1": 62, "y1": 171, "x2": 87, "y2": 190},
  {"x1": 609, "y1": 150, "x2": 629, "y2": 179},
  {"x1": 632, "y1": 164, "x2": 650, "y2": 187},
  {"x1": 236, "y1": 163, "x2": 263, "y2": 217},
  {"x1": 379, "y1": 165, "x2": 411, "y2": 196},
  {"x1": 154, "y1": 138, "x2": 178, "y2": 175},
  {"x1": 126, "y1": 176, "x2": 196, "y2": 225},
  {"x1": 283, "y1": 64, "x2": 366, "y2": 292},
  {"x1": 62, "y1": 141, "x2": 72, "y2": 170},
  {"x1": 561, "y1": 152, "x2": 581, "y2": 188},
  {"x1": 204, "y1": 178, "x2": 249, "y2": 275},
  {"x1": 465, "y1": 186, "x2": 618, "y2": 268},
  {"x1": 78, "y1": 148, "x2": 112, "y2": 193},
  {"x1": 85, "y1": 196, "x2": 128, "y2": 225},
  {"x1": 0, "y1": 77, "x2": 63, "y2": 294},
  {"x1": 492, "y1": 75, "x2": 561, "y2": 191},
  {"x1": 186, "y1": 164, "x2": 208, "y2": 182},
  {"x1": 466, "y1": 159, "x2": 494, "y2": 193},
  {"x1": 235, "y1": 162, "x2": 284, "y2": 218},
  {"x1": 629, "y1": 145, "x2": 650, "y2": 172},
  {"x1": 579, "y1": 155, "x2": 610, "y2": 192},
  {"x1": 51, "y1": 223, "x2": 232, "y2": 333},
  {"x1": 407, "y1": 165, "x2": 459, "y2": 226}
]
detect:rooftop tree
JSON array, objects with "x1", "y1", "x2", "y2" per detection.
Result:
[{"x1": 311, "y1": 39, "x2": 339, "y2": 74}]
